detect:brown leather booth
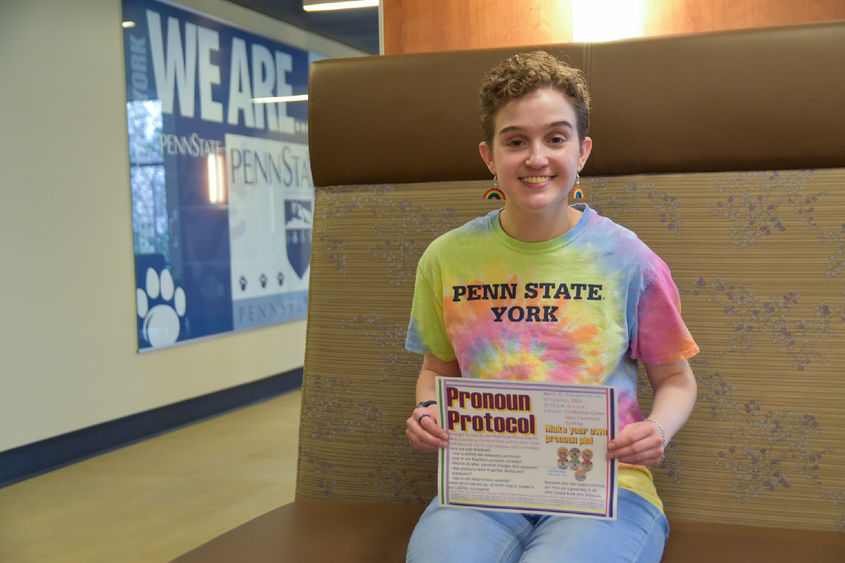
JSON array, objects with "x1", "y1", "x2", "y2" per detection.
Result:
[{"x1": 174, "y1": 22, "x2": 845, "y2": 562}]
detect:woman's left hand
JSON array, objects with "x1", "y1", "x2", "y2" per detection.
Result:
[
  {"x1": 607, "y1": 359, "x2": 697, "y2": 466},
  {"x1": 606, "y1": 420, "x2": 664, "y2": 466}
]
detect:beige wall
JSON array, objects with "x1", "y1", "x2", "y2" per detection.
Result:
[{"x1": 0, "y1": 0, "x2": 363, "y2": 452}]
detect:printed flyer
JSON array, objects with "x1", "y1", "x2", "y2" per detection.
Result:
[{"x1": 436, "y1": 377, "x2": 618, "y2": 519}]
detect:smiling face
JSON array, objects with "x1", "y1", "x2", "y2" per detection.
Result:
[{"x1": 479, "y1": 87, "x2": 592, "y2": 242}]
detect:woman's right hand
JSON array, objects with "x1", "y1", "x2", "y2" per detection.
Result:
[
  {"x1": 407, "y1": 353, "x2": 460, "y2": 452},
  {"x1": 406, "y1": 406, "x2": 448, "y2": 452}
]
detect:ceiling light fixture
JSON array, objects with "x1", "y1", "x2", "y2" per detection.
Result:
[
  {"x1": 572, "y1": 0, "x2": 644, "y2": 42},
  {"x1": 303, "y1": 0, "x2": 379, "y2": 12},
  {"x1": 252, "y1": 94, "x2": 309, "y2": 104}
]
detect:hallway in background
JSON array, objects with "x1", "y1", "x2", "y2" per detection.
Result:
[{"x1": 0, "y1": 390, "x2": 301, "y2": 563}]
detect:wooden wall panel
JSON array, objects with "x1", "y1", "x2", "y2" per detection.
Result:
[
  {"x1": 383, "y1": 0, "x2": 845, "y2": 55},
  {"x1": 643, "y1": 0, "x2": 845, "y2": 37},
  {"x1": 382, "y1": 0, "x2": 574, "y2": 54}
]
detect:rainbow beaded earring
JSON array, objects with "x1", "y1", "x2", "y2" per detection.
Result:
[
  {"x1": 484, "y1": 175, "x2": 505, "y2": 200},
  {"x1": 572, "y1": 173, "x2": 584, "y2": 200}
]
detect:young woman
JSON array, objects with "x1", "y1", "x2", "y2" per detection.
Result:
[{"x1": 404, "y1": 51, "x2": 698, "y2": 562}]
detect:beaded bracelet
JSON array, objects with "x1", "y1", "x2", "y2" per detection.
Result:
[{"x1": 645, "y1": 418, "x2": 666, "y2": 450}]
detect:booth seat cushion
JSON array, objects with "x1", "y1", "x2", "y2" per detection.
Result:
[
  {"x1": 171, "y1": 500, "x2": 424, "y2": 563},
  {"x1": 171, "y1": 500, "x2": 845, "y2": 562},
  {"x1": 662, "y1": 520, "x2": 845, "y2": 562}
]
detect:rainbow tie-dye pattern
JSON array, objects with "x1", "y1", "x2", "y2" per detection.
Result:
[{"x1": 406, "y1": 204, "x2": 699, "y2": 508}]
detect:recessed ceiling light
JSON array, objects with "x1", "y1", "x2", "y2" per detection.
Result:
[
  {"x1": 303, "y1": 0, "x2": 379, "y2": 12},
  {"x1": 252, "y1": 95, "x2": 309, "y2": 104}
]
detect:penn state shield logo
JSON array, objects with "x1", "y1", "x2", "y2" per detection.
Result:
[{"x1": 285, "y1": 200, "x2": 312, "y2": 278}]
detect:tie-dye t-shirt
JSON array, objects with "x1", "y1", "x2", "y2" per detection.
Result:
[{"x1": 406, "y1": 204, "x2": 699, "y2": 509}]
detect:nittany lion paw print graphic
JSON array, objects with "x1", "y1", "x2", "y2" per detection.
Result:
[{"x1": 137, "y1": 267, "x2": 186, "y2": 347}]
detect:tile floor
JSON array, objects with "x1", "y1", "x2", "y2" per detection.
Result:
[{"x1": 0, "y1": 389, "x2": 301, "y2": 563}]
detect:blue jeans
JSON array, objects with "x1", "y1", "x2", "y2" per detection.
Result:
[{"x1": 406, "y1": 488, "x2": 669, "y2": 563}]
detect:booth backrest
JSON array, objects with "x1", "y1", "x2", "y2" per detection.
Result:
[
  {"x1": 299, "y1": 22, "x2": 845, "y2": 532},
  {"x1": 308, "y1": 22, "x2": 845, "y2": 184}
]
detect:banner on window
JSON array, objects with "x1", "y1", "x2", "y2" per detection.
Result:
[{"x1": 122, "y1": 0, "x2": 315, "y2": 350}]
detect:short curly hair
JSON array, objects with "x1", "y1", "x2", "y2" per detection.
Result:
[{"x1": 479, "y1": 51, "x2": 591, "y2": 146}]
